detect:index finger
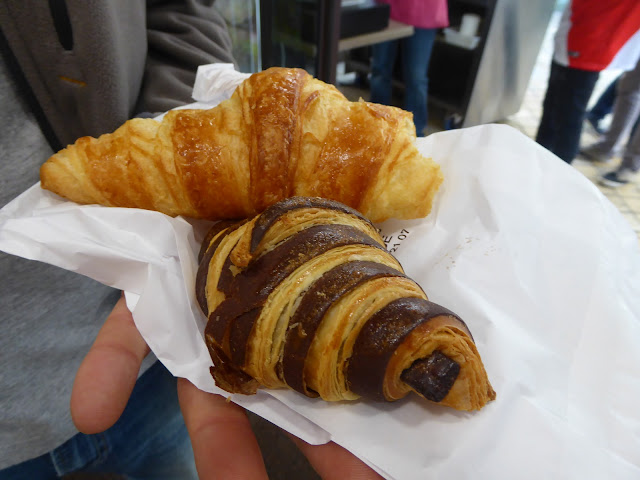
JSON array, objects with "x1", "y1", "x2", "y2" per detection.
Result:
[
  {"x1": 290, "y1": 436, "x2": 384, "y2": 480},
  {"x1": 177, "y1": 378, "x2": 268, "y2": 480},
  {"x1": 70, "y1": 293, "x2": 150, "y2": 434}
]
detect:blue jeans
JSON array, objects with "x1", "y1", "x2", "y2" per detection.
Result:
[
  {"x1": 0, "y1": 361, "x2": 197, "y2": 480},
  {"x1": 370, "y1": 28, "x2": 437, "y2": 136},
  {"x1": 588, "y1": 75, "x2": 620, "y2": 123},
  {"x1": 536, "y1": 61, "x2": 600, "y2": 163}
]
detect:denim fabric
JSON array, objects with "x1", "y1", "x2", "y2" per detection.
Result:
[
  {"x1": 0, "y1": 361, "x2": 197, "y2": 480},
  {"x1": 536, "y1": 61, "x2": 600, "y2": 163},
  {"x1": 370, "y1": 28, "x2": 437, "y2": 136},
  {"x1": 588, "y1": 75, "x2": 619, "y2": 122}
]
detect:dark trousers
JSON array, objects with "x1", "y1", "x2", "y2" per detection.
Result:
[
  {"x1": 536, "y1": 61, "x2": 600, "y2": 163},
  {"x1": 588, "y1": 75, "x2": 620, "y2": 122},
  {"x1": 370, "y1": 28, "x2": 437, "y2": 137}
]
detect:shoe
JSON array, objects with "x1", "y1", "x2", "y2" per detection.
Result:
[
  {"x1": 580, "y1": 143, "x2": 615, "y2": 163},
  {"x1": 599, "y1": 168, "x2": 636, "y2": 188},
  {"x1": 584, "y1": 115, "x2": 605, "y2": 136}
]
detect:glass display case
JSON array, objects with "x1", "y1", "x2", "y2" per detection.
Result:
[
  {"x1": 260, "y1": 0, "x2": 342, "y2": 82},
  {"x1": 216, "y1": 0, "x2": 262, "y2": 73},
  {"x1": 260, "y1": 0, "x2": 399, "y2": 83}
]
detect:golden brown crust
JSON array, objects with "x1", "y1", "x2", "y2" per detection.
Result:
[
  {"x1": 197, "y1": 197, "x2": 495, "y2": 411},
  {"x1": 40, "y1": 67, "x2": 443, "y2": 223}
]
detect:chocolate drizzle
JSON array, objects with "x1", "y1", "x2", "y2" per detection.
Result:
[
  {"x1": 205, "y1": 224, "x2": 386, "y2": 367},
  {"x1": 281, "y1": 260, "x2": 406, "y2": 395},
  {"x1": 249, "y1": 196, "x2": 373, "y2": 253},
  {"x1": 195, "y1": 220, "x2": 246, "y2": 315},
  {"x1": 346, "y1": 297, "x2": 468, "y2": 401},
  {"x1": 198, "y1": 219, "x2": 244, "y2": 263},
  {"x1": 207, "y1": 339, "x2": 259, "y2": 395}
]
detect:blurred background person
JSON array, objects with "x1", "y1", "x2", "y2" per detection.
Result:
[
  {"x1": 599, "y1": 128, "x2": 640, "y2": 187},
  {"x1": 535, "y1": 0, "x2": 640, "y2": 164},
  {"x1": 369, "y1": 0, "x2": 449, "y2": 137},
  {"x1": 580, "y1": 58, "x2": 640, "y2": 164},
  {"x1": 579, "y1": 58, "x2": 640, "y2": 188},
  {"x1": 584, "y1": 74, "x2": 620, "y2": 136}
]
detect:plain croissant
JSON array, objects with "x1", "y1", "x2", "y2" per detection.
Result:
[
  {"x1": 196, "y1": 196, "x2": 496, "y2": 411},
  {"x1": 39, "y1": 67, "x2": 443, "y2": 223}
]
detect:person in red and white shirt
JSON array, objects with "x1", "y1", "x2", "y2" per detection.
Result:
[{"x1": 535, "y1": 0, "x2": 640, "y2": 164}]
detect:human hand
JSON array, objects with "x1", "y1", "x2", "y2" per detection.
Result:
[{"x1": 71, "y1": 293, "x2": 383, "y2": 479}]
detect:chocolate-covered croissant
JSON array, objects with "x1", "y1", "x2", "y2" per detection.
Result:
[
  {"x1": 39, "y1": 67, "x2": 443, "y2": 223},
  {"x1": 196, "y1": 197, "x2": 496, "y2": 411}
]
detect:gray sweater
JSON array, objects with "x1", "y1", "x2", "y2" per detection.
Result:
[
  {"x1": 0, "y1": 0, "x2": 233, "y2": 468},
  {"x1": 0, "y1": 0, "x2": 234, "y2": 148}
]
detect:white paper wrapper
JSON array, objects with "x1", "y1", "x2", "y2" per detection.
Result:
[
  {"x1": 191, "y1": 63, "x2": 251, "y2": 104},
  {"x1": 1, "y1": 67, "x2": 640, "y2": 479}
]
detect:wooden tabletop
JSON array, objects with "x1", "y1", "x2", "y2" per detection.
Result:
[{"x1": 338, "y1": 19, "x2": 414, "y2": 52}]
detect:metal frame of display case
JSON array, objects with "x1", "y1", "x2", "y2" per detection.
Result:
[{"x1": 261, "y1": 0, "x2": 342, "y2": 84}]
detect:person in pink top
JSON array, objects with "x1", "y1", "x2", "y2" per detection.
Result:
[{"x1": 369, "y1": 0, "x2": 449, "y2": 136}]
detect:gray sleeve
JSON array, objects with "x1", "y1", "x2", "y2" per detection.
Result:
[
  {"x1": 0, "y1": 0, "x2": 148, "y2": 147},
  {"x1": 137, "y1": 0, "x2": 236, "y2": 114},
  {"x1": 0, "y1": 0, "x2": 235, "y2": 148}
]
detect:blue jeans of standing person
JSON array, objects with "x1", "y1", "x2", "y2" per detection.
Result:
[
  {"x1": 587, "y1": 75, "x2": 620, "y2": 125},
  {"x1": 370, "y1": 28, "x2": 437, "y2": 137},
  {"x1": 585, "y1": 73, "x2": 640, "y2": 138},
  {"x1": 536, "y1": 60, "x2": 600, "y2": 163},
  {"x1": 0, "y1": 361, "x2": 197, "y2": 480}
]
